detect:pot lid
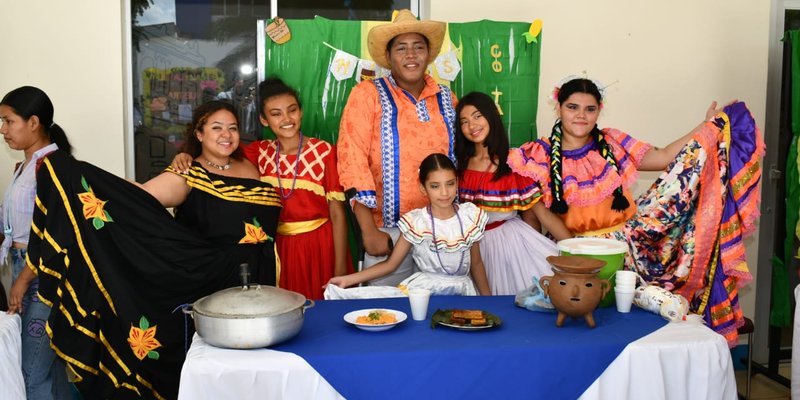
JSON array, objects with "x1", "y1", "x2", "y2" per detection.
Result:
[
  {"x1": 557, "y1": 237, "x2": 628, "y2": 255},
  {"x1": 546, "y1": 255, "x2": 605, "y2": 274},
  {"x1": 192, "y1": 285, "x2": 306, "y2": 318}
]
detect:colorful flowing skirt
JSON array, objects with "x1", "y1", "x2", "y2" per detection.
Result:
[{"x1": 583, "y1": 102, "x2": 764, "y2": 347}]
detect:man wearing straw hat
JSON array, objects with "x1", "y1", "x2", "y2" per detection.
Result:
[{"x1": 338, "y1": 9, "x2": 456, "y2": 286}]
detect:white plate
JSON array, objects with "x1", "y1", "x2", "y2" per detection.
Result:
[
  {"x1": 343, "y1": 309, "x2": 407, "y2": 332},
  {"x1": 437, "y1": 321, "x2": 496, "y2": 331}
]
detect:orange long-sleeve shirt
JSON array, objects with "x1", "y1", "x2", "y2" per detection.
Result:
[{"x1": 337, "y1": 74, "x2": 457, "y2": 227}]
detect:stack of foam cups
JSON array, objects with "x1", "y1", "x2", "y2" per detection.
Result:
[{"x1": 614, "y1": 270, "x2": 637, "y2": 312}]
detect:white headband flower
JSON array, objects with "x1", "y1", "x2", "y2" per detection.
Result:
[{"x1": 549, "y1": 74, "x2": 609, "y2": 103}]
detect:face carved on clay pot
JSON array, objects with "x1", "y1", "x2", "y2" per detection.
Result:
[
  {"x1": 550, "y1": 273, "x2": 604, "y2": 315},
  {"x1": 540, "y1": 256, "x2": 610, "y2": 328}
]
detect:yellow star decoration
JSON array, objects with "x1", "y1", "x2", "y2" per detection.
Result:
[
  {"x1": 239, "y1": 217, "x2": 270, "y2": 244},
  {"x1": 77, "y1": 176, "x2": 113, "y2": 230},
  {"x1": 128, "y1": 316, "x2": 162, "y2": 361}
]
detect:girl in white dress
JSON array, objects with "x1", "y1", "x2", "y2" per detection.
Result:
[{"x1": 328, "y1": 153, "x2": 490, "y2": 295}]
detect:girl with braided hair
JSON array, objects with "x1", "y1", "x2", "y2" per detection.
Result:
[{"x1": 508, "y1": 78, "x2": 764, "y2": 346}]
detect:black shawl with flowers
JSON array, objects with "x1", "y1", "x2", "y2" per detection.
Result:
[{"x1": 27, "y1": 150, "x2": 281, "y2": 399}]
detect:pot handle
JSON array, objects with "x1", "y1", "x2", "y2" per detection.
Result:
[
  {"x1": 302, "y1": 299, "x2": 315, "y2": 314},
  {"x1": 180, "y1": 304, "x2": 194, "y2": 318}
]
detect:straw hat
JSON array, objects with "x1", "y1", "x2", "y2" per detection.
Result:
[{"x1": 367, "y1": 9, "x2": 446, "y2": 70}]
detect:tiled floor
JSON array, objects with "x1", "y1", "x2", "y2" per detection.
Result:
[{"x1": 735, "y1": 364, "x2": 791, "y2": 399}]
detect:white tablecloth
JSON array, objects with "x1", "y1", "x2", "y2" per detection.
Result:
[
  {"x1": 179, "y1": 315, "x2": 736, "y2": 400},
  {"x1": 792, "y1": 284, "x2": 800, "y2": 399},
  {"x1": 179, "y1": 337, "x2": 343, "y2": 400},
  {"x1": 0, "y1": 313, "x2": 25, "y2": 400},
  {"x1": 581, "y1": 315, "x2": 737, "y2": 400}
]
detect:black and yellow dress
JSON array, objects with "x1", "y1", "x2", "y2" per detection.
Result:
[{"x1": 26, "y1": 151, "x2": 281, "y2": 399}]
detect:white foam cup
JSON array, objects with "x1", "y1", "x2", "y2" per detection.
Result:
[
  {"x1": 408, "y1": 288, "x2": 431, "y2": 321},
  {"x1": 615, "y1": 287, "x2": 635, "y2": 313},
  {"x1": 615, "y1": 270, "x2": 637, "y2": 286}
]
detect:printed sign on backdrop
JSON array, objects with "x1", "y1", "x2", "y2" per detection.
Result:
[{"x1": 434, "y1": 51, "x2": 461, "y2": 82}]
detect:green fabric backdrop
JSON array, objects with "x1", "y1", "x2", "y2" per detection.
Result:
[{"x1": 262, "y1": 17, "x2": 542, "y2": 146}]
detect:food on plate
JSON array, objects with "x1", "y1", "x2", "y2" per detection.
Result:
[
  {"x1": 355, "y1": 310, "x2": 398, "y2": 325},
  {"x1": 452, "y1": 309, "x2": 483, "y2": 320},
  {"x1": 450, "y1": 309, "x2": 488, "y2": 326},
  {"x1": 430, "y1": 309, "x2": 502, "y2": 329}
]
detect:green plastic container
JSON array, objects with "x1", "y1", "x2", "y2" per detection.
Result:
[{"x1": 557, "y1": 238, "x2": 629, "y2": 307}]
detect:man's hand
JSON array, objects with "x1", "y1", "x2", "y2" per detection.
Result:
[{"x1": 362, "y1": 228, "x2": 392, "y2": 257}]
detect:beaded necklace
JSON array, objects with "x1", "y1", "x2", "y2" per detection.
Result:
[
  {"x1": 274, "y1": 131, "x2": 304, "y2": 199},
  {"x1": 428, "y1": 204, "x2": 467, "y2": 276},
  {"x1": 204, "y1": 158, "x2": 231, "y2": 170}
]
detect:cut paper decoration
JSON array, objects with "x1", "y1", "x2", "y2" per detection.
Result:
[
  {"x1": 356, "y1": 59, "x2": 390, "y2": 82},
  {"x1": 434, "y1": 50, "x2": 461, "y2": 81},
  {"x1": 330, "y1": 50, "x2": 359, "y2": 81},
  {"x1": 266, "y1": 17, "x2": 291, "y2": 44},
  {"x1": 522, "y1": 19, "x2": 543, "y2": 44}
]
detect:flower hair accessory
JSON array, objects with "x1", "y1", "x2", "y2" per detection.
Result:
[{"x1": 549, "y1": 73, "x2": 612, "y2": 102}]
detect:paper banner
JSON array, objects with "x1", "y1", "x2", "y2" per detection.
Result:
[
  {"x1": 330, "y1": 50, "x2": 359, "y2": 81},
  {"x1": 434, "y1": 50, "x2": 461, "y2": 81}
]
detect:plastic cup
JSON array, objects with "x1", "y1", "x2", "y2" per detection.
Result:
[
  {"x1": 615, "y1": 282, "x2": 636, "y2": 290},
  {"x1": 614, "y1": 288, "x2": 635, "y2": 313},
  {"x1": 408, "y1": 288, "x2": 431, "y2": 321},
  {"x1": 615, "y1": 270, "x2": 637, "y2": 286}
]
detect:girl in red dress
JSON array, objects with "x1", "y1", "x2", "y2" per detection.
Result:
[{"x1": 244, "y1": 78, "x2": 351, "y2": 299}]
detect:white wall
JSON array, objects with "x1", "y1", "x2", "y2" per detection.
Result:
[
  {"x1": 0, "y1": 1, "x2": 127, "y2": 292},
  {"x1": 0, "y1": 1, "x2": 770, "y2": 323},
  {"x1": 431, "y1": 0, "x2": 770, "y2": 322}
]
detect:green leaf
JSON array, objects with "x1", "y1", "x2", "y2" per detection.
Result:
[
  {"x1": 93, "y1": 218, "x2": 104, "y2": 230},
  {"x1": 139, "y1": 316, "x2": 150, "y2": 330},
  {"x1": 81, "y1": 176, "x2": 90, "y2": 192},
  {"x1": 253, "y1": 217, "x2": 261, "y2": 228},
  {"x1": 147, "y1": 350, "x2": 160, "y2": 360},
  {"x1": 104, "y1": 211, "x2": 114, "y2": 222}
]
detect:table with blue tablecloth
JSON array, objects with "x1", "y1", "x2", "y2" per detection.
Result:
[{"x1": 178, "y1": 295, "x2": 737, "y2": 400}]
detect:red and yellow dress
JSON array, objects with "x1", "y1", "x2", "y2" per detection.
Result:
[
  {"x1": 244, "y1": 137, "x2": 349, "y2": 300},
  {"x1": 458, "y1": 169, "x2": 557, "y2": 295}
]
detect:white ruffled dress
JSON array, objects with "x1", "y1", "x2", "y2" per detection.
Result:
[{"x1": 395, "y1": 202, "x2": 488, "y2": 295}]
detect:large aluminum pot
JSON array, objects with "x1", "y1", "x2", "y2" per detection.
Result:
[{"x1": 185, "y1": 284, "x2": 314, "y2": 349}]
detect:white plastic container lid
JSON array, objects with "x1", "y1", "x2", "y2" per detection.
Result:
[{"x1": 557, "y1": 237, "x2": 628, "y2": 255}]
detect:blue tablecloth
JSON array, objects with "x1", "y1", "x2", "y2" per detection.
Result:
[{"x1": 272, "y1": 296, "x2": 667, "y2": 400}]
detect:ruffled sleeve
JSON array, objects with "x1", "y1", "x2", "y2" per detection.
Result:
[
  {"x1": 455, "y1": 202, "x2": 488, "y2": 248},
  {"x1": 603, "y1": 128, "x2": 652, "y2": 170},
  {"x1": 508, "y1": 140, "x2": 552, "y2": 186}
]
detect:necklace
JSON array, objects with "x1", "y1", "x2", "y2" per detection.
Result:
[
  {"x1": 204, "y1": 158, "x2": 231, "y2": 170},
  {"x1": 428, "y1": 204, "x2": 467, "y2": 276},
  {"x1": 275, "y1": 131, "x2": 304, "y2": 199}
]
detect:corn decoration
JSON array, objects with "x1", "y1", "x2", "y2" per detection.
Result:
[{"x1": 522, "y1": 19, "x2": 543, "y2": 44}]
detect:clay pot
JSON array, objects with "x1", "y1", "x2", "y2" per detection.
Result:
[{"x1": 540, "y1": 256, "x2": 610, "y2": 328}]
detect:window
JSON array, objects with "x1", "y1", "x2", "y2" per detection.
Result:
[{"x1": 130, "y1": 0, "x2": 416, "y2": 181}]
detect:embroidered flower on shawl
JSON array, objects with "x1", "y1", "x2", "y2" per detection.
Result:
[
  {"x1": 128, "y1": 316, "x2": 161, "y2": 361},
  {"x1": 239, "y1": 217, "x2": 271, "y2": 244},
  {"x1": 78, "y1": 176, "x2": 114, "y2": 230}
]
